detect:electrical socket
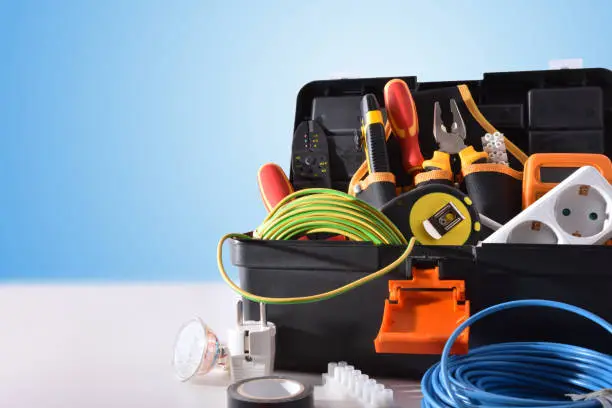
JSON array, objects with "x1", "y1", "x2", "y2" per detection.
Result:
[
  {"x1": 506, "y1": 220, "x2": 559, "y2": 244},
  {"x1": 555, "y1": 185, "x2": 607, "y2": 238},
  {"x1": 483, "y1": 166, "x2": 612, "y2": 245}
]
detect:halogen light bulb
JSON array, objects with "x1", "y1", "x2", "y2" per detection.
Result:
[{"x1": 172, "y1": 317, "x2": 227, "y2": 381}]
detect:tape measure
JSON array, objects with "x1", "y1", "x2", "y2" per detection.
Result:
[
  {"x1": 227, "y1": 376, "x2": 314, "y2": 408},
  {"x1": 381, "y1": 184, "x2": 481, "y2": 246}
]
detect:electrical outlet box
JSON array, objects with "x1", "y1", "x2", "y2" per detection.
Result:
[{"x1": 483, "y1": 166, "x2": 612, "y2": 245}]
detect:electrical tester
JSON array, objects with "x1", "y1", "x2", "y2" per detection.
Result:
[
  {"x1": 354, "y1": 93, "x2": 397, "y2": 208},
  {"x1": 523, "y1": 153, "x2": 612, "y2": 208}
]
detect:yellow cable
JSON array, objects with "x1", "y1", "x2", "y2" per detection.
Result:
[
  {"x1": 217, "y1": 234, "x2": 416, "y2": 304},
  {"x1": 457, "y1": 84, "x2": 528, "y2": 165}
]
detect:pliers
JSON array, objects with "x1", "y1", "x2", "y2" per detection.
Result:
[{"x1": 417, "y1": 98, "x2": 488, "y2": 185}]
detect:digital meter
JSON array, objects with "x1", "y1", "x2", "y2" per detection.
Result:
[{"x1": 523, "y1": 153, "x2": 612, "y2": 208}]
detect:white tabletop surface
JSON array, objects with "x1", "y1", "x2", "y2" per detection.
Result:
[{"x1": 0, "y1": 283, "x2": 422, "y2": 407}]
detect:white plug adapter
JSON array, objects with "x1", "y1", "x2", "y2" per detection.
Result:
[
  {"x1": 226, "y1": 301, "x2": 276, "y2": 382},
  {"x1": 483, "y1": 166, "x2": 612, "y2": 245}
]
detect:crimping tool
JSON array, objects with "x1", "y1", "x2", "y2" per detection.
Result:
[
  {"x1": 416, "y1": 99, "x2": 488, "y2": 186},
  {"x1": 291, "y1": 120, "x2": 332, "y2": 190}
]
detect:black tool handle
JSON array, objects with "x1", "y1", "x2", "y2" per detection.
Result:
[{"x1": 361, "y1": 94, "x2": 391, "y2": 173}]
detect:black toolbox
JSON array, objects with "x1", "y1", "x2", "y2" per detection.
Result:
[{"x1": 230, "y1": 68, "x2": 612, "y2": 379}]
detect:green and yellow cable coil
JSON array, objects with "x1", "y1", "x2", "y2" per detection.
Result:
[{"x1": 217, "y1": 188, "x2": 417, "y2": 305}]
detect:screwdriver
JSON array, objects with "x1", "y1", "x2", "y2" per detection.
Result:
[
  {"x1": 356, "y1": 94, "x2": 397, "y2": 208},
  {"x1": 362, "y1": 94, "x2": 391, "y2": 174},
  {"x1": 384, "y1": 79, "x2": 424, "y2": 174}
]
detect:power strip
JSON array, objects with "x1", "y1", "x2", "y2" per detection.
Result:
[{"x1": 483, "y1": 166, "x2": 612, "y2": 245}]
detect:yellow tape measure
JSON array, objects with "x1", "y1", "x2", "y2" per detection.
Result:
[{"x1": 381, "y1": 184, "x2": 481, "y2": 246}]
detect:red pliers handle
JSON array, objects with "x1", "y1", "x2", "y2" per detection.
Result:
[
  {"x1": 257, "y1": 163, "x2": 345, "y2": 241},
  {"x1": 384, "y1": 79, "x2": 424, "y2": 174},
  {"x1": 257, "y1": 163, "x2": 294, "y2": 212}
]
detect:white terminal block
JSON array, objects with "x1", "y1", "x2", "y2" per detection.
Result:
[
  {"x1": 321, "y1": 362, "x2": 396, "y2": 408},
  {"x1": 481, "y1": 132, "x2": 509, "y2": 166},
  {"x1": 483, "y1": 166, "x2": 612, "y2": 245},
  {"x1": 227, "y1": 301, "x2": 276, "y2": 382}
]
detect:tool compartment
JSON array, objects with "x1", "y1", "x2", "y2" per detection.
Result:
[{"x1": 230, "y1": 68, "x2": 612, "y2": 379}]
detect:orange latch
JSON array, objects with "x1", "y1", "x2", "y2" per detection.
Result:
[{"x1": 374, "y1": 267, "x2": 470, "y2": 355}]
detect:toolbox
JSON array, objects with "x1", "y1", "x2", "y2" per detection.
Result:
[{"x1": 229, "y1": 68, "x2": 612, "y2": 379}]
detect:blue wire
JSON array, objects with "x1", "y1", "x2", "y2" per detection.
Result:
[{"x1": 421, "y1": 300, "x2": 612, "y2": 408}]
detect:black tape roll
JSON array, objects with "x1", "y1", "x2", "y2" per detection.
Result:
[{"x1": 227, "y1": 376, "x2": 314, "y2": 408}]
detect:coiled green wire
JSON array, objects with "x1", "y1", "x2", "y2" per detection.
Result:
[{"x1": 254, "y1": 188, "x2": 407, "y2": 244}]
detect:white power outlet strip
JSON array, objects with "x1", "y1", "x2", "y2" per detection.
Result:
[{"x1": 483, "y1": 166, "x2": 612, "y2": 245}]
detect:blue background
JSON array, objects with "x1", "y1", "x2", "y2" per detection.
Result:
[{"x1": 1, "y1": 0, "x2": 611, "y2": 281}]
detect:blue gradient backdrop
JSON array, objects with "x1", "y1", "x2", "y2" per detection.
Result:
[{"x1": 1, "y1": 0, "x2": 611, "y2": 281}]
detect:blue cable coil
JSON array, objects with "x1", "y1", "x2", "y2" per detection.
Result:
[{"x1": 421, "y1": 300, "x2": 612, "y2": 408}]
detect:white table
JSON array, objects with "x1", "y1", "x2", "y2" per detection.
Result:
[{"x1": 0, "y1": 284, "x2": 422, "y2": 407}]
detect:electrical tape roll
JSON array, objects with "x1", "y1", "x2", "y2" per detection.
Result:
[{"x1": 227, "y1": 376, "x2": 314, "y2": 408}]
